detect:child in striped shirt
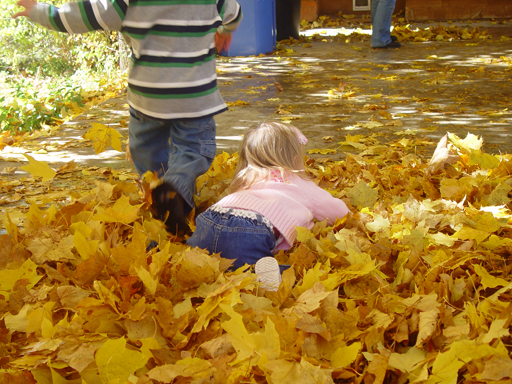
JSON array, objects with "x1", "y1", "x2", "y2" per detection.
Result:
[{"x1": 14, "y1": 0, "x2": 242, "y2": 235}]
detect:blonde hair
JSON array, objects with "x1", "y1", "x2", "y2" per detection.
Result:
[{"x1": 230, "y1": 122, "x2": 307, "y2": 191}]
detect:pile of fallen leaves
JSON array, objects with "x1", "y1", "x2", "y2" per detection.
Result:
[
  {"x1": 1, "y1": 132, "x2": 512, "y2": 383},
  {"x1": 299, "y1": 15, "x2": 497, "y2": 43},
  {"x1": 392, "y1": 24, "x2": 491, "y2": 42}
]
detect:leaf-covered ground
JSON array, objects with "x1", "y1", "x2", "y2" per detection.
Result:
[{"x1": 1, "y1": 129, "x2": 512, "y2": 383}]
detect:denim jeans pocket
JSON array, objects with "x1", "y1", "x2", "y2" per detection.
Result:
[
  {"x1": 200, "y1": 139, "x2": 216, "y2": 160},
  {"x1": 129, "y1": 107, "x2": 143, "y2": 122},
  {"x1": 180, "y1": 116, "x2": 215, "y2": 131}
]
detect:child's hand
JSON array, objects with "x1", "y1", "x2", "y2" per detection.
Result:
[
  {"x1": 13, "y1": 0, "x2": 37, "y2": 18},
  {"x1": 215, "y1": 27, "x2": 232, "y2": 53}
]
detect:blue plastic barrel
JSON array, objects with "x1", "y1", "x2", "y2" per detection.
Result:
[{"x1": 223, "y1": 0, "x2": 276, "y2": 56}]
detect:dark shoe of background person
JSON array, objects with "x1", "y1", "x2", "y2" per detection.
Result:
[
  {"x1": 373, "y1": 41, "x2": 401, "y2": 49},
  {"x1": 391, "y1": 35, "x2": 398, "y2": 42},
  {"x1": 151, "y1": 182, "x2": 190, "y2": 236}
]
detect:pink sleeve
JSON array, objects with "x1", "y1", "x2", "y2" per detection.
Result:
[{"x1": 307, "y1": 182, "x2": 350, "y2": 224}]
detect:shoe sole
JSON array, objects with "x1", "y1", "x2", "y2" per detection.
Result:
[
  {"x1": 372, "y1": 42, "x2": 401, "y2": 49},
  {"x1": 255, "y1": 257, "x2": 282, "y2": 292}
]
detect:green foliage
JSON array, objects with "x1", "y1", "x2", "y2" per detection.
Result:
[
  {"x1": 0, "y1": 77, "x2": 84, "y2": 133},
  {"x1": 0, "y1": 0, "x2": 128, "y2": 133},
  {"x1": 1, "y1": 0, "x2": 123, "y2": 77}
]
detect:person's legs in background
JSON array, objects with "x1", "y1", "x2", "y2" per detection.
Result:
[{"x1": 371, "y1": 0, "x2": 398, "y2": 48}]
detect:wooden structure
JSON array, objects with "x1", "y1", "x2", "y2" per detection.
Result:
[{"x1": 300, "y1": 0, "x2": 512, "y2": 21}]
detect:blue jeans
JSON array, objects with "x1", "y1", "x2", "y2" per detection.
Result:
[
  {"x1": 371, "y1": 0, "x2": 396, "y2": 47},
  {"x1": 187, "y1": 208, "x2": 276, "y2": 270},
  {"x1": 128, "y1": 108, "x2": 216, "y2": 209}
]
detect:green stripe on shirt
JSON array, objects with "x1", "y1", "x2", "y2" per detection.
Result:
[
  {"x1": 131, "y1": 0, "x2": 216, "y2": 6},
  {"x1": 129, "y1": 87, "x2": 218, "y2": 100},
  {"x1": 48, "y1": 5, "x2": 61, "y2": 31},
  {"x1": 218, "y1": 1, "x2": 225, "y2": 19},
  {"x1": 110, "y1": 0, "x2": 126, "y2": 20},
  {"x1": 78, "y1": 1, "x2": 95, "y2": 31},
  {"x1": 132, "y1": 55, "x2": 215, "y2": 68},
  {"x1": 125, "y1": 28, "x2": 217, "y2": 39}
]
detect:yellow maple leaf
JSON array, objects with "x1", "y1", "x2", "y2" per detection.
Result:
[
  {"x1": 26, "y1": 301, "x2": 55, "y2": 336},
  {"x1": 356, "y1": 121, "x2": 384, "y2": 129},
  {"x1": 294, "y1": 283, "x2": 335, "y2": 313},
  {"x1": 347, "y1": 181, "x2": 378, "y2": 209},
  {"x1": 426, "y1": 340, "x2": 507, "y2": 384},
  {"x1": 365, "y1": 214, "x2": 390, "y2": 233},
  {"x1": 220, "y1": 303, "x2": 257, "y2": 362},
  {"x1": 175, "y1": 249, "x2": 220, "y2": 289},
  {"x1": 331, "y1": 342, "x2": 362, "y2": 368},
  {"x1": 388, "y1": 347, "x2": 426, "y2": 373},
  {"x1": 20, "y1": 154, "x2": 56, "y2": 182},
  {"x1": 473, "y1": 264, "x2": 509, "y2": 289},
  {"x1": 440, "y1": 177, "x2": 476, "y2": 201},
  {"x1": 345, "y1": 134, "x2": 364, "y2": 143},
  {"x1": 251, "y1": 317, "x2": 281, "y2": 363},
  {"x1": 307, "y1": 148, "x2": 337, "y2": 155},
  {"x1": 140, "y1": 338, "x2": 162, "y2": 360},
  {"x1": 480, "y1": 234, "x2": 512, "y2": 250},
  {"x1": 295, "y1": 226, "x2": 315, "y2": 243},
  {"x1": 83, "y1": 122, "x2": 123, "y2": 154},
  {"x1": 481, "y1": 355, "x2": 512, "y2": 381},
  {"x1": 147, "y1": 358, "x2": 213, "y2": 382},
  {"x1": 25, "y1": 233, "x2": 76, "y2": 264},
  {"x1": 95, "y1": 338, "x2": 148, "y2": 383},
  {"x1": 93, "y1": 194, "x2": 143, "y2": 224},
  {"x1": 480, "y1": 318, "x2": 510, "y2": 344},
  {"x1": 136, "y1": 267, "x2": 158, "y2": 295},
  {"x1": 3, "y1": 304, "x2": 33, "y2": 332},
  {"x1": 73, "y1": 231, "x2": 99, "y2": 259},
  {"x1": 468, "y1": 151, "x2": 500, "y2": 169},
  {"x1": 266, "y1": 358, "x2": 334, "y2": 384},
  {"x1": 427, "y1": 232, "x2": 457, "y2": 247},
  {"x1": 448, "y1": 132, "x2": 483, "y2": 153},
  {"x1": 296, "y1": 263, "x2": 326, "y2": 295},
  {"x1": 416, "y1": 309, "x2": 439, "y2": 347},
  {"x1": 486, "y1": 183, "x2": 512, "y2": 206},
  {"x1": 0, "y1": 259, "x2": 42, "y2": 300},
  {"x1": 453, "y1": 227, "x2": 492, "y2": 244},
  {"x1": 173, "y1": 297, "x2": 192, "y2": 319}
]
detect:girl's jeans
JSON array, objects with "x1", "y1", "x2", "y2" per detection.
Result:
[
  {"x1": 371, "y1": 0, "x2": 396, "y2": 47},
  {"x1": 187, "y1": 207, "x2": 276, "y2": 270},
  {"x1": 128, "y1": 107, "x2": 216, "y2": 209}
]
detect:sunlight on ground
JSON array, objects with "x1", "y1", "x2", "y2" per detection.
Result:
[{"x1": 301, "y1": 27, "x2": 373, "y2": 37}]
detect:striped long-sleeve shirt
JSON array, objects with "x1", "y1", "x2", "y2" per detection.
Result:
[{"x1": 29, "y1": 0, "x2": 242, "y2": 120}]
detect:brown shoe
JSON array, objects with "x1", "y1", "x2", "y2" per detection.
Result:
[{"x1": 151, "y1": 183, "x2": 190, "y2": 235}]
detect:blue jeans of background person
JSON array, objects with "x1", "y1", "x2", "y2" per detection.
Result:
[
  {"x1": 371, "y1": 0, "x2": 396, "y2": 47},
  {"x1": 128, "y1": 107, "x2": 216, "y2": 210},
  {"x1": 187, "y1": 208, "x2": 276, "y2": 270}
]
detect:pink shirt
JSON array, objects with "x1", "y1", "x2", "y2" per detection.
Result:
[{"x1": 216, "y1": 172, "x2": 350, "y2": 251}]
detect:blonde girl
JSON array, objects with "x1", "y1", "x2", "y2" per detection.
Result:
[{"x1": 187, "y1": 122, "x2": 349, "y2": 290}]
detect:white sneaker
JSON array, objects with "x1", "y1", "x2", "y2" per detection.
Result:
[{"x1": 255, "y1": 257, "x2": 282, "y2": 292}]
